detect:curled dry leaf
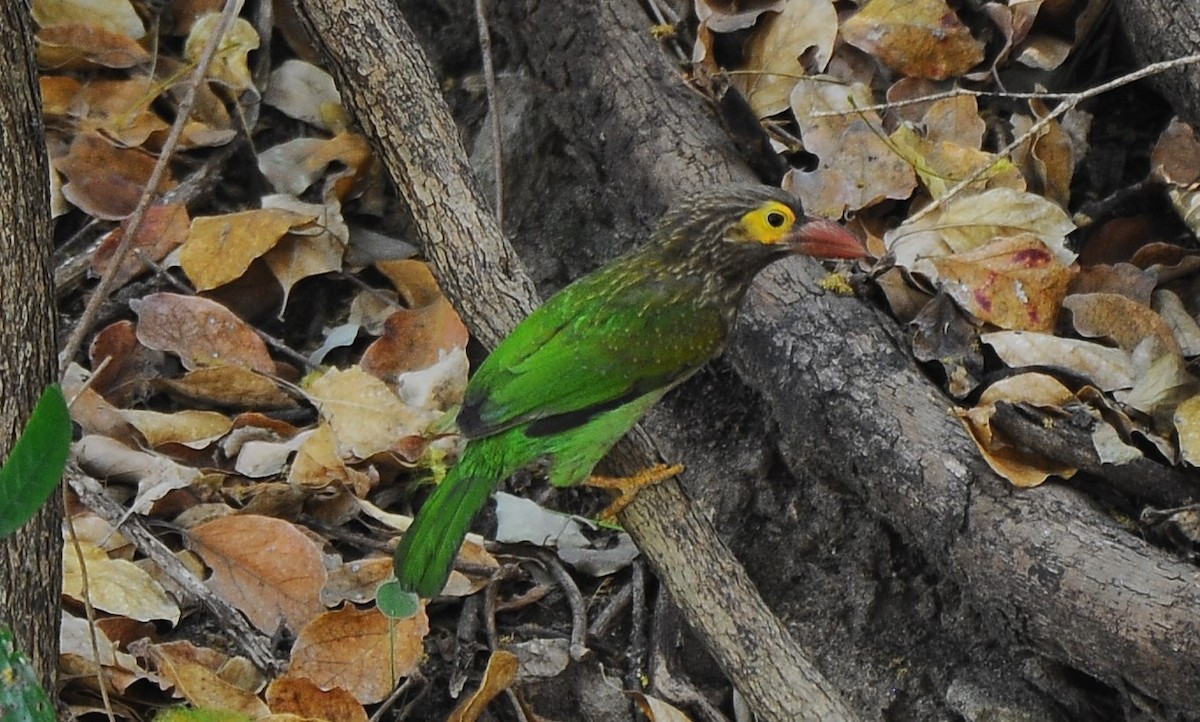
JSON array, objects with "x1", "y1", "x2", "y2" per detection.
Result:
[
  {"x1": 74, "y1": 434, "x2": 202, "y2": 514},
  {"x1": 263, "y1": 59, "x2": 349, "y2": 133},
  {"x1": 841, "y1": 0, "x2": 985, "y2": 80},
  {"x1": 289, "y1": 604, "x2": 429, "y2": 705},
  {"x1": 184, "y1": 15, "x2": 259, "y2": 92},
  {"x1": 446, "y1": 650, "x2": 519, "y2": 722},
  {"x1": 886, "y1": 187, "x2": 1076, "y2": 271},
  {"x1": 733, "y1": 0, "x2": 838, "y2": 118},
  {"x1": 958, "y1": 372, "x2": 1078, "y2": 487},
  {"x1": 157, "y1": 366, "x2": 297, "y2": 411},
  {"x1": 694, "y1": 0, "x2": 786, "y2": 33},
  {"x1": 88, "y1": 319, "x2": 168, "y2": 406},
  {"x1": 1173, "y1": 395, "x2": 1200, "y2": 467},
  {"x1": 889, "y1": 123, "x2": 1024, "y2": 199},
  {"x1": 982, "y1": 331, "x2": 1135, "y2": 391},
  {"x1": 151, "y1": 642, "x2": 271, "y2": 718},
  {"x1": 133, "y1": 293, "x2": 274, "y2": 372},
  {"x1": 118, "y1": 409, "x2": 232, "y2": 449}
]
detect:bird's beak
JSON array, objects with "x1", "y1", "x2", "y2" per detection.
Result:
[{"x1": 786, "y1": 218, "x2": 866, "y2": 260}]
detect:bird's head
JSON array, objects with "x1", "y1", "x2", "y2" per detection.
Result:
[{"x1": 654, "y1": 184, "x2": 865, "y2": 277}]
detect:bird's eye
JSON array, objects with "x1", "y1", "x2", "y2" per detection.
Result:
[{"x1": 766, "y1": 212, "x2": 786, "y2": 228}]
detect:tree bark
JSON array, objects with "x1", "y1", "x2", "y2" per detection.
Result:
[
  {"x1": 0, "y1": 3, "x2": 62, "y2": 690},
  {"x1": 1118, "y1": 1, "x2": 1200, "y2": 127}
]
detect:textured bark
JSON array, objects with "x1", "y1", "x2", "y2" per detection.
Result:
[
  {"x1": 288, "y1": 1, "x2": 856, "y2": 720},
  {"x1": 1118, "y1": 1, "x2": 1200, "y2": 126},
  {"x1": 0, "y1": 3, "x2": 61, "y2": 689},
  {"x1": 730, "y1": 262, "x2": 1200, "y2": 717}
]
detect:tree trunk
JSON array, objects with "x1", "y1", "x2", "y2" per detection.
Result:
[{"x1": 0, "y1": 3, "x2": 63, "y2": 691}]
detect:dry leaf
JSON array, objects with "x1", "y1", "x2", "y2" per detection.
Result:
[
  {"x1": 185, "y1": 14, "x2": 259, "y2": 91},
  {"x1": 187, "y1": 514, "x2": 327, "y2": 635},
  {"x1": 181, "y1": 208, "x2": 318, "y2": 291},
  {"x1": 74, "y1": 434, "x2": 203, "y2": 514},
  {"x1": 930, "y1": 234, "x2": 1075, "y2": 331},
  {"x1": 785, "y1": 78, "x2": 917, "y2": 216},
  {"x1": 266, "y1": 675, "x2": 368, "y2": 722},
  {"x1": 37, "y1": 23, "x2": 150, "y2": 69},
  {"x1": 289, "y1": 604, "x2": 429, "y2": 704},
  {"x1": 841, "y1": 0, "x2": 984, "y2": 79},
  {"x1": 55, "y1": 131, "x2": 176, "y2": 219},
  {"x1": 132, "y1": 293, "x2": 274, "y2": 372},
  {"x1": 152, "y1": 642, "x2": 270, "y2": 718},
  {"x1": 306, "y1": 366, "x2": 435, "y2": 459},
  {"x1": 886, "y1": 187, "x2": 1076, "y2": 271},
  {"x1": 446, "y1": 651, "x2": 519, "y2": 722},
  {"x1": 33, "y1": 0, "x2": 146, "y2": 38},
  {"x1": 734, "y1": 0, "x2": 837, "y2": 117},
  {"x1": 632, "y1": 693, "x2": 694, "y2": 722},
  {"x1": 63, "y1": 539, "x2": 181, "y2": 623},
  {"x1": 158, "y1": 366, "x2": 297, "y2": 411},
  {"x1": 119, "y1": 409, "x2": 232, "y2": 449},
  {"x1": 982, "y1": 331, "x2": 1134, "y2": 391},
  {"x1": 957, "y1": 373, "x2": 1077, "y2": 487},
  {"x1": 92, "y1": 203, "x2": 190, "y2": 288},
  {"x1": 263, "y1": 59, "x2": 349, "y2": 132},
  {"x1": 1062, "y1": 293, "x2": 1179, "y2": 355}
]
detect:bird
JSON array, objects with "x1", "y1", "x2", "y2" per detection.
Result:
[{"x1": 393, "y1": 183, "x2": 865, "y2": 598}]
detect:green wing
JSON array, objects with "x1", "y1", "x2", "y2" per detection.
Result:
[{"x1": 459, "y1": 266, "x2": 725, "y2": 438}]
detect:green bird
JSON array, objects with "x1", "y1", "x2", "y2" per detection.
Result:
[{"x1": 393, "y1": 184, "x2": 865, "y2": 598}]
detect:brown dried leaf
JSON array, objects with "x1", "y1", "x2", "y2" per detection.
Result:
[
  {"x1": 957, "y1": 373, "x2": 1077, "y2": 487},
  {"x1": 289, "y1": 423, "x2": 376, "y2": 497},
  {"x1": 181, "y1": 208, "x2": 318, "y2": 291},
  {"x1": 152, "y1": 642, "x2": 270, "y2": 718},
  {"x1": 133, "y1": 293, "x2": 274, "y2": 372},
  {"x1": 734, "y1": 0, "x2": 837, "y2": 117},
  {"x1": 306, "y1": 366, "x2": 435, "y2": 459},
  {"x1": 361, "y1": 300, "x2": 469, "y2": 381},
  {"x1": 785, "y1": 78, "x2": 917, "y2": 216},
  {"x1": 184, "y1": 15, "x2": 259, "y2": 91},
  {"x1": 982, "y1": 331, "x2": 1135, "y2": 391},
  {"x1": 37, "y1": 23, "x2": 150, "y2": 68},
  {"x1": 88, "y1": 319, "x2": 167, "y2": 406},
  {"x1": 187, "y1": 514, "x2": 327, "y2": 635},
  {"x1": 54, "y1": 131, "x2": 176, "y2": 219},
  {"x1": 118, "y1": 409, "x2": 232, "y2": 449},
  {"x1": 289, "y1": 604, "x2": 429, "y2": 704},
  {"x1": 266, "y1": 675, "x2": 368, "y2": 722},
  {"x1": 1062, "y1": 293, "x2": 1179, "y2": 355},
  {"x1": 446, "y1": 651, "x2": 520, "y2": 722},
  {"x1": 33, "y1": 0, "x2": 146, "y2": 38},
  {"x1": 695, "y1": 0, "x2": 785, "y2": 32},
  {"x1": 930, "y1": 235, "x2": 1075, "y2": 331},
  {"x1": 158, "y1": 366, "x2": 297, "y2": 411},
  {"x1": 74, "y1": 434, "x2": 202, "y2": 513},
  {"x1": 841, "y1": 0, "x2": 984, "y2": 80}
]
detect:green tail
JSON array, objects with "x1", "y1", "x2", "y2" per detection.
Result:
[{"x1": 393, "y1": 436, "x2": 517, "y2": 598}]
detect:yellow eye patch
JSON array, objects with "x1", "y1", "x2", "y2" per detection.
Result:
[{"x1": 737, "y1": 201, "x2": 797, "y2": 244}]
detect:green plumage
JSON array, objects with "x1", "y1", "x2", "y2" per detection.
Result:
[{"x1": 393, "y1": 184, "x2": 863, "y2": 598}]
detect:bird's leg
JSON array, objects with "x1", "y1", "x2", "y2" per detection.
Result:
[{"x1": 588, "y1": 463, "x2": 684, "y2": 520}]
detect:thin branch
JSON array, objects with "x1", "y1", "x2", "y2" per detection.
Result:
[{"x1": 474, "y1": 0, "x2": 504, "y2": 225}]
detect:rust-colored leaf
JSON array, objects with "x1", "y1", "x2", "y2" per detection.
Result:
[{"x1": 132, "y1": 293, "x2": 274, "y2": 372}]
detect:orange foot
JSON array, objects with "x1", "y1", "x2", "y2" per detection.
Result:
[{"x1": 587, "y1": 463, "x2": 684, "y2": 520}]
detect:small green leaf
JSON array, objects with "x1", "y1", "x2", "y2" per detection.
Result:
[
  {"x1": 377, "y1": 580, "x2": 421, "y2": 619},
  {"x1": 0, "y1": 385, "x2": 72, "y2": 540},
  {"x1": 0, "y1": 624, "x2": 55, "y2": 722}
]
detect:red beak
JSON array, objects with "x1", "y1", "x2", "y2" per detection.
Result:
[{"x1": 787, "y1": 218, "x2": 866, "y2": 260}]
